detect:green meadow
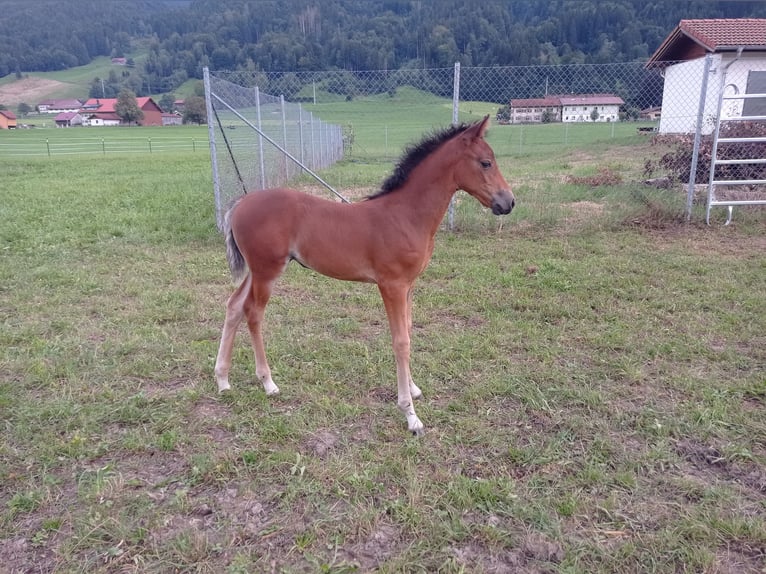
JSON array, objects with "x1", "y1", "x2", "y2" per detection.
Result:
[{"x1": 1, "y1": 92, "x2": 765, "y2": 573}]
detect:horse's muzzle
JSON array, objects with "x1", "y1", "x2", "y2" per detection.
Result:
[{"x1": 491, "y1": 190, "x2": 515, "y2": 215}]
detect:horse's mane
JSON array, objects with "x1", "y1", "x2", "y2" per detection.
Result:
[{"x1": 366, "y1": 122, "x2": 472, "y2": 200}]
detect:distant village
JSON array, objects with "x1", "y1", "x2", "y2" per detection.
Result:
[{"x1": 0, "y1": 97, "x2": 186, "y2": 129}]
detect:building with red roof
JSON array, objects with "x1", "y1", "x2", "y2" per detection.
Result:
[
  {"x1": 80, "y1": 97, "x2": 164, "y2": 126},
  {"x1": 0, "y1": 109, "x2": 17, "y2": 129},
  {"x1": 646, "y1": 19, "x2": 766, "y2": 134},
  {"x1": 37, "y1": 99, "x2": 84, "y2": 114},
  {"x1": 509, "y1": 94, "x2": 624, "y2": 124}
]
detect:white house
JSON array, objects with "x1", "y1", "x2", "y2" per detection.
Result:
[
  {"x1": 559, "y1": 95, "x2": 624, "y2": 123},
  {"x1": 82, "y1": 114, "x2": 121, "y2": 127},
  {"x1": 646, "y1": 19, "x2": 766, "y2": 134},
  {"x1": 508, "y1": 96, "x2": 562, "y2": 123},
  {"x1": 509, "y1": 94, "x2": 623, "y2": 124}
]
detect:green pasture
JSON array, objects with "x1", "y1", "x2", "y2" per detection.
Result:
[
  {"x1": 1, "y1": 109, "x2": 765, "y2": 573},
  {"x1": 1, "y1": 83, "x2": 655, "y2": 167},
  {"x1": 0, "y1": 125, "x2": 210, "y2": 157}
]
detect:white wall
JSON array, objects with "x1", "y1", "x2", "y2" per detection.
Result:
[
  {"x1": 659, "y1": 55, "x2": 720, "y2": 134},
  {"x1": 718, "y1": 54, "x2": 766, "y2": 120},
  {"x1": 659, "y1": 53, "x2": 766, "y2": 134}
]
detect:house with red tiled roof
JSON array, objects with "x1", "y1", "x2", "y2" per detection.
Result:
[
  {"x1": 0, "y1": 109, "x2": 17, "y2": 129},
  {"x1": 509, "y1": 94, "x2": 623, "y2": 124},
  {"x1": 54, "y1": 112, "x2": 84, "y2": 127},
  {"x1": 80, "y1": 97, "x2": 164, "y2": 126},
  {"x1": 37, "y1": 99, "x2": 83, "y2": 114},
  {"x1": 559, "y1": 94, "x2": 624, "y2": 123},
  {"x1": 646, "y1": 19, "x2": 766, "y2": 134},
  {"x1": 509, "y1": 97, "x2": 561, "y2": 124}
]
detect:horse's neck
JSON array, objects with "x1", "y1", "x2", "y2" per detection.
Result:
[{"x1": 391, "y1": 158, "x2": 457, "y2": 234}]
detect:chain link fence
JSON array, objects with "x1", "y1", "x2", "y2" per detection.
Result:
[
  {"x1": 207, "y1": 59, "x2": 766, "y2": 225},
  {"x1": 204, "y1": 68, "x2": 346, "y2": 229}
]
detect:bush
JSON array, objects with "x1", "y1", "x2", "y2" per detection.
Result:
[{"x1": 645, "y1": 121, "x2": 766, "y2": 184}]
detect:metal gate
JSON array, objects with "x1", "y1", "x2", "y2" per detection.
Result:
[{"x1": 706, "y1": 53, "x2": 766, "y2": 224}]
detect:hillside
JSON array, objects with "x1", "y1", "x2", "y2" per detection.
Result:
[
  {"x1": 1, "y1": 0, "x2": 766, "y2": 108},
  {"x1": 0, "y1": 78, "x2": 71, "y2": 108}
]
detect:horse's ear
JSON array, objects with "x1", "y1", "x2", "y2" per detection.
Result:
[
  {"x1": 465, "y1": 115, "x2": 490, "y2": 139},
  {"x1": 478, "y1": 114, "x2": 490, "y2": 136}
]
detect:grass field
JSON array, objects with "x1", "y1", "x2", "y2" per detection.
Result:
[
  {"x1": 0, "y1": 125, "x2": 211, "y2": 157},
  {"x1": 1, "y1": 110, "x2": 765, "y2": 574}
]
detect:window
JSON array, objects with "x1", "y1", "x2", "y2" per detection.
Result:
[{"x1": 742, "y1": 70, "x2": 766, "y2": 117}]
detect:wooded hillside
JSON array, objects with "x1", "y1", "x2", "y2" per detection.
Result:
[{"x1": 2, "y1": 1, "x2": 764, "y2": 98}]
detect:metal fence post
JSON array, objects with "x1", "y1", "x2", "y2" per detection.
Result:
[
  {"x1": 686, "y1": 53, "x2": 713, "y2": 221},
  {"x1": 298, "y1": 104, "x2": 305, "y2": 170},
  {"x1": 202, "y1": 67, "x2": 223, "y2": 229},
  {"x1": 254, "y1": 86, "x2": 267, "y2": 189},
  {"x1": 310, "y1": 112, "x2": 317, "y2": 169},
  {"x1": 448, "y1": 61, "x2": 461, "y2": 230},
  {"x1": 280, "y1": 95, "x2": 289, "y2": 182}
]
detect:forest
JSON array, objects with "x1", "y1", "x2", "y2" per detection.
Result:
[{"x1": 2, "y1": 0, "x2": 765, "y2": 100}]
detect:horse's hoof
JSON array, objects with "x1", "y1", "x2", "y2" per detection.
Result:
[
  {"x1": 411, "y1": 426, "x2": 425, "y2": 437},
  {"x1": 262, "y1": 378, "x2": 280, "y2": 396},
  {"x1": 217, "y1": 381, "x2": 231, "y2": 393}
]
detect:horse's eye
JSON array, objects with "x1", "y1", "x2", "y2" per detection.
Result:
[{"x1": 480, "y1": 160, "x2": 492, "y2": 169}]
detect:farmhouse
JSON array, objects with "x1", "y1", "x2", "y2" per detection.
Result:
[
  {"x1": 509, "y1": 94, "x2": 624, "y2": 124},
  {"x1": 508, "y1": 97, "x2": 561, "y2": 123},
  {"x1": 54, "y1": 112, "x2": 84, "y2": 127},
  {"x1": 640, "y1": 106, "x2": 662, "y2": 121},
  {"x1": 37, "y1": 99, "x2": 83, "y2": 114},
  {"x1": 0, "y1": 109, "x2": 17, "y2": 129},
  {"x1": 162, "y1": 112, "x2": 183, "y2": 126},
  {"x1": 560, "y1": 94, "x2": 624, "y2": 123},
  {"x1": 646, "y1": 18, "x2": 766, "y2": 134},
  {"x1": 79, "y1": 97, "x2": 164, "y2": 126}
]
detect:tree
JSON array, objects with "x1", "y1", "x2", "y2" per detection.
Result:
[
  {"x1": 158, "y1": 93, "x2": 176, "y2": 112},
  {"x1": 17, "y1": 102, "x2": 32, "y2": 117},
  {"x1": 182, "y1": 95, "x2": 207, "y2": 124},
  {"x1": 115, "y1": 89, "x2": 144, "y2": 125}
]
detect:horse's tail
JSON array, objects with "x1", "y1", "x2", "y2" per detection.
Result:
[{"x1": 223, "y1": 198, "x2": 248, "y2": 283}]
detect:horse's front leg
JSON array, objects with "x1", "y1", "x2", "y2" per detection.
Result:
[{"x1": 379, "y1": 282, "x2": 424, "y2": 436}]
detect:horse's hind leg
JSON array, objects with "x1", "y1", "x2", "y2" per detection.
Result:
[
  {"x1": 244, "y1": 277, "x2": 280, "y2": 396},
  {"x1": 405, "y1": 286, "x2": 422, "y2": 400},
  {"x1": 215, "y1": 274, "x2": 251, "y2": 392}
]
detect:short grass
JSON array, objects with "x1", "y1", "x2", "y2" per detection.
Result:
[{"x1": 1, "y1": 129, "x2": 764, "y2": 573}]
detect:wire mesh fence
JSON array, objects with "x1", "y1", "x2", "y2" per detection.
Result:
[
  {"x1": 206, "y1": 59, "x2": 766, "y2": 225},
  {"x1": 204, "y1": 69, "x2": 346, "y2": 228}
]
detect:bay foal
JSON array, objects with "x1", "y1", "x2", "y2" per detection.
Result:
[{"x1": 215, "y1": 115, "x2": 514, "y2": 435}]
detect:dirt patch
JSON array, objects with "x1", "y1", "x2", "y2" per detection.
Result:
[
  {"x1": 450, "y1": 531, "x2": 563, "y2": 574},
  {"x1": 0, "y1": 77, "x2": 69, "y2": 107},
  {"x1": 304, "y1": 429, "x2": 340, "y2": 457},
  {"x1": 565, "y1": 200, "x2": 605, "y2": 224},
  {"x1": 343, "y1": 521, "x2": 403, "y2": 570}
]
